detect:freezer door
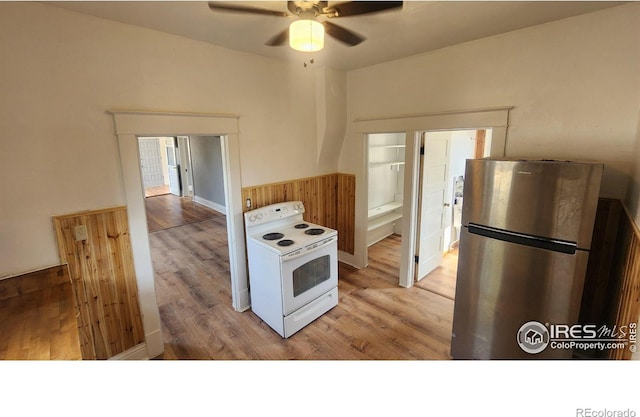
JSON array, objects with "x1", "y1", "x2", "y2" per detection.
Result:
[
  {"x1": 451, "y1": 228, "x2": 589, "y2": 359},
  {"x1": 462, "y1": 159, "x2": 603, "y2": 249}
]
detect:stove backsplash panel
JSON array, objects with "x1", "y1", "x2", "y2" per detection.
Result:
[{"x1": 241, "y1": 173, "x2": 355, "y2": 254}]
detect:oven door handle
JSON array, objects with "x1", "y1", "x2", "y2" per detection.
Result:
[{"x1": 282, "y1": 236, "x2": 337, "y2": 262}]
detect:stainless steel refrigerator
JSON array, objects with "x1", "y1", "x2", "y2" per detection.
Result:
[{"x1": 451, "y1": 158, "x2": 604, "y2": 359}]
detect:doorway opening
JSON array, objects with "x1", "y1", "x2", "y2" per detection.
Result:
[
  {"x1": 366, "y1": 133, "x2": 407, "y2": 277},
  {"x1": 137, "y1": 135, "x2": 233, "y2": 354},
  {"x1": 366, "y1": 128, "x2": 492, "y2": 298},
  {"x1": 414, "y1": 129, "x2": 492, "y2": 282},
  {"x1": 138, "y1": 137, "x2": 181, "y2": 198},
  {"x1": 111, "y1": 110, "x2": 247, "y2": 358},
  {"x1": 139, "y1": 136, "x2": 228, "y2": 213}
]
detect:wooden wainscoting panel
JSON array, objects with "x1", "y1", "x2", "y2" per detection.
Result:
[
  {"x1": 241, "y1": 173, "x2": 356, "y2": 254},
  {"x1": 53, "y1": 207, "x2": 145, "y2": 359},
  {"x1": 337, "y1": 173, "x2": 356, "y2": 255},
  {"x1": 474, "y1": 130, "x2": 486, "y2": 159},
  {"x1": 608, "y1": 207, "x2": 640, "y2": 360},
  {"x1": 580, "y1": 200, "x2": 623, "y2": 329},
  {"x1": 241, "y1": 174, "x2": 338, "y2": 226}
]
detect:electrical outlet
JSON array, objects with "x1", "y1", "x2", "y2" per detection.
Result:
[{"x1": 74, "y1": 225, "x2": 88, "y2": 241}]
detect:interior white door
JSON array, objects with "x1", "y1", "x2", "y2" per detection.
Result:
[
  {"x1": 138, "y1": 138, "x2": 164, "y2": 188},
  {"x1": 177, "y1": 136, "x2": 193, "y2": 197},
  {"x1": 165, "y1": 138, "x2": 181, "y2": 196},
  {"x1": 415, "y1": 133, "x2": 449, "y2": 281}
]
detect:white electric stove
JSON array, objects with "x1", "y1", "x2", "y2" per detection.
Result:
[{"x1": 244, "y1": 201, "x2": 338, "y2": 338}]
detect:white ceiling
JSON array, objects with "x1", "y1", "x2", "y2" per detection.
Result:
[{"x1": 48, "y1": 1, "x2": 626, "y2": 70}]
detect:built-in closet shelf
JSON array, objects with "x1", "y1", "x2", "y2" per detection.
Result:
[
  {"x1": 369, "y1": 161, "x2": 405, "y2": 167},
  {"x1": 368, "y1": 212, "x2": 403, "y2": 232},
  {"x1": 368, "y1": 201, "x2": 403, "y2": 220},
  {"x1": 368, "y1": 201, "x2": 403, "y2": 232},
  {"x1": 367, "y1": 133, "x2": 405, "y2": 246}
]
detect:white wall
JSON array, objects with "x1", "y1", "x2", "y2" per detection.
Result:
[
  {"x1": 0, "y1": 3, "x2": 332, "y2": 278},
  {"x1": 444, "y1": 130, "x2": 477, "y2": 250},
  {"x1": 341, "y1": 3, "x2": 640, "y2": 198},
  {"x1": 190, "y1": 136, "x2": 226, "y2": 211},
  {"x1": 340, "y1": 3, "x2": 640, "y2": 266},
  {"x1": 448, "y1": 130, "x2": 477, "y2": 191},
  {"x1": 368, "y1": 133, "x2": 405, "y2": 209}
]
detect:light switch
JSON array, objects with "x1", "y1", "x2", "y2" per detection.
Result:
[{"x1": 74, "y1": 225, "x2": 88, "y2": 241}]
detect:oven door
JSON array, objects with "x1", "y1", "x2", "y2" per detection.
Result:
[{"x1": 280, "y1": 236, "x2": 338, "y2": 315}]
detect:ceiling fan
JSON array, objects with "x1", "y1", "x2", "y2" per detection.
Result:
[{"x1": 207, "y1": 1, "x2": 403, "y2": 52}]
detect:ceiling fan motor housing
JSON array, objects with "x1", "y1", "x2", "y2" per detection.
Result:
[{"x1": 288, "y1": 1, "x2": 329, "y2": 17}]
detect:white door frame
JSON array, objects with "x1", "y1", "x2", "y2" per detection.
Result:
[
  {"x1": 176, "y1": 136, "x2": 194, "y2": 198},
  {"x1": 165, "y1": 137, "x2": 181, "y2": 196},
  {"x1": 109, "y1": 110, "x2": 248, "y2": 359},
  {"x1": 353, "y1": 107, "x2": 512, "y2": 288}
]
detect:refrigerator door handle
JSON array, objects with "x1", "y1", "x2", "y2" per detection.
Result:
[{"x1": 467, "y1": 223, "x2": 578, "y2": 254}]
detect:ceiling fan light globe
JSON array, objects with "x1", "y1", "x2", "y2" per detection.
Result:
[{"x1": 289, "y1": 19, "x2": 324, "y2": 52}]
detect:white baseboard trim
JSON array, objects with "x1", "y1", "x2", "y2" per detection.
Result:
[
  {"x1": 108, "y1": 328, "x2": 165, "y2": 360},
  {"x1": 109, "y1": 343, "x2": 149, "y2": 360},
  {"x1": 194, "y1": 195, "x2": 226, "y2": 215}
]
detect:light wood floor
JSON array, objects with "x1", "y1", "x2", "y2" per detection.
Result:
[
  {"x1": 145, "y1": 193, "x2": 226, "y2": 233},
  {"x1": 144, "y1": 185, "x2": 170, "y2": 198},
  {"x1": 150, "y1": 194, "x2": 458, "y2": 360},
  {"x1": 0, "y1": 281, "x2": 82, "y2": 360},
  {"x1": 0, "y1": 194, "x2": 458, "y2": 360},
  {"x1": 371, "y1": 234, "x2": 458, "y2": 301}
]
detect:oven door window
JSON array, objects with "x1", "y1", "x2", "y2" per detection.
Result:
[{"x1": 293, "y1": 255, "x2": 331, "y2": 297}]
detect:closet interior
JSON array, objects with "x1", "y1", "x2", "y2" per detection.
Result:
[{"x1": 367, "y1": 133, "x2": 406, "y2": 247}]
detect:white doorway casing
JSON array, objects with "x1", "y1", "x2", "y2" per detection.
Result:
[
  {"x1": 165, "y1": 138, "x2": 181, "y2": 196},
  {"x1": 110, "y1": 110, "x2": 247, "y2": 359},
  {"x1": 177, "y1": 136, "x2": 194, "y2": 198},
  {"x1": 353, "y1": 107, "x2": 512, "y2": 288}
]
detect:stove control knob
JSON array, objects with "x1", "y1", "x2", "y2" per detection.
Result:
[
  {"x1": 249, "y1": 215, "x2": 256, "y2": 222},
  {"x1": 256, "y1": 213, "x2": 263, "y2": 220}
]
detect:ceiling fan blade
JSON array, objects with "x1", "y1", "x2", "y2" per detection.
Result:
[
  {"x1": 265, "y1": 28, "x2": 289, "y2": 47},
  {"x1": 322, "y1": 21, "x2": 365, "y2": 47},
  {"x1": 324, "y1": 1, "x2": 403, "y2": 18},
  {"x1": 208, "y1": 2, "x2": 289, "y2": 17}
]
